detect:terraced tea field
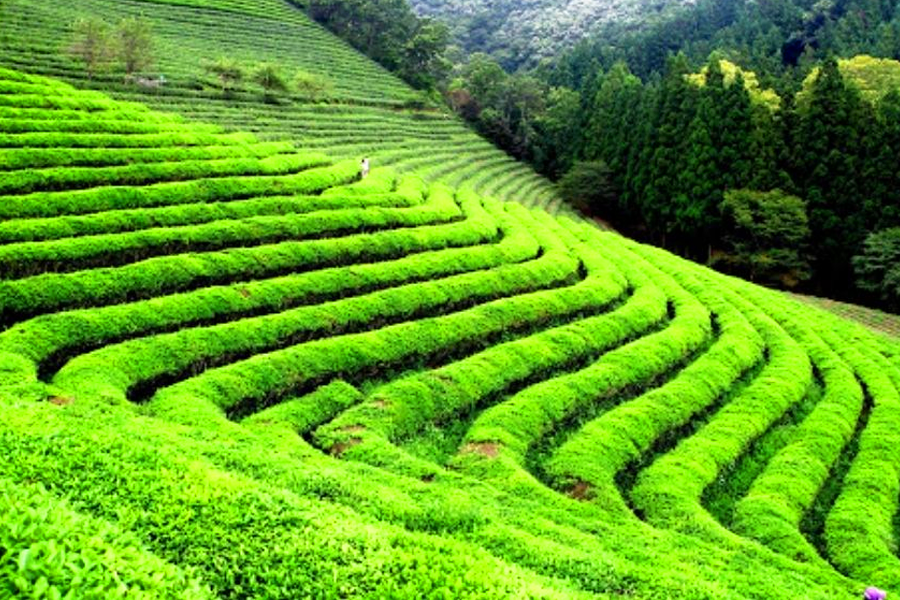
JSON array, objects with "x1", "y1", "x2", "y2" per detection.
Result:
[
  {"x1": 3, "y1": 0, "x2": 900, "y2": 595},
  {"x1": 1, "y1": 67, "x2": 900, "y2": 599},
  {"x1": 0, "y1": 0, "x2": 565, "y2": 213}
]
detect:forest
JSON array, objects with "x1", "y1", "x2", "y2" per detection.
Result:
[
  {"x1": 440, "y1": 0, "x2": 900, "y2": 310},
  {"x1": 224, "y1": 0, "x2": 900, "y2": 307}
]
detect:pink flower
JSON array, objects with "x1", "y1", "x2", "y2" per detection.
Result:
[{"x1": 864, "y1": 587, "x2": 887, "y2": 600}]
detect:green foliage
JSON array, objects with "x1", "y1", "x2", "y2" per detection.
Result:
[
  {"x1": 532, "y1": 86, "x2": 582, "y2": 178},
  {"x1": 294, "y1": 69, "x2": 334, "y2": 101},
  {"x1": 298, "y1": 0, "x2": 449, "y2": 90},
  {"x1": 66, "y1": 18, "x2": 113, "y2": 79},
  {"x1": 2, "y1": 0, "x2": 563, "y2": 214},
  {"x1": 0, "y1": 478, "x2": 210, "y2": 599},
  {"x1": 251, "y1": 62, "x2": 289, "y2": 100},
  {"x1": 202, "y1": 57, "x2": 245, "y2": 95},
  {"x1": 116, "y1": 17, "x2": 154, "y2": 78},
  {"x1": 732, "y1": 295, "x2": 863, "y2": 565},
  {"x1": 408, "y1": 0, "x2": 691, "y2": 71},
  {"x1": 558, "y1": 161, "x2": 618, "y2": 216},
  {"x1": 448, "y1": 46, "x2": 900, "y2": 307},
  {"x1": 792, "y1": 57, "x2": 873, "y2": 291},
  {"x1": 800, "y1": 55, "x2": 900, "y2": 104},
  {"x1": 4, "y1": 18, "x2": 900, "y2": 600},
  {"x1": 398, "y1": 19, "x2": 451, "y2": 90},
  {"x1": 717, "y1": 189, "x2": 811, "y2": 288},
  {"x1": 854, "y1": 228, "x2": 900, "y2": 310},
  {"x1": 448, "y1": 53, "x2": 550, "y2": 162}
]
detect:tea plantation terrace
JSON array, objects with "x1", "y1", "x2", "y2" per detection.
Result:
[
  {"x1": 1, "y1": 68, "x2": 900, "y2": 598},
  {"x1": 0, "y1": 0, "x2": 566, "y2": 213}
]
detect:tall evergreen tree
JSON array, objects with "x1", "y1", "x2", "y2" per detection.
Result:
[
  {"x1": 585, "y1": 62, "x2": 644, "y2": 181},
  {"x1": 675, "y1": 107, "x2": 722, "y2": 256},
  {"x1": 636, "y1": 54, "x2": 699, "y2": 241},
  {"x1": 712, "y1": 70, "x2": 755, "y2": 189},
  {"x1": 866, "y1": 89, "x2": 900, "y2": 229},
  {"x1": 746, "y1": 102, "x2": 793, "y2": 191},
  {"x1": 792, "y1": 57, "x2": 872, "y2": 293}
]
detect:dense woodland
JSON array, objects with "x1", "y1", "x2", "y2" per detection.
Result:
[
  {"x1": 407, "y1": 0, "x2": 692, "y2": 70},
  {"x1": 288, "y1": 0, "x2": 900, "y2": 308},
  {"x1": 442, "y1": 0, "x2": 900, "y2": 310}
]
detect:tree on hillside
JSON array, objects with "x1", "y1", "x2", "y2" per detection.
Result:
[
  {"x1": 67, "y1": 18, "x2": 113, "y2": 79},
  {"x1": 203, "y1": 58, "x2": 245, "y2": 96},
  {"x1": 559, "y1": 161, "x2": 619, "y2": 217},
  {"x1": 459, "y1": 53, "x2": 507, "y2": 110},
  {"x1": 675, "y1": 108, "x2": 721, "y2": 257},
  {"x1": 116, "y1": 17, "x2": 154, "y2": 80},
  {"x1": 397, "y1": 19, "x2": 451, "y2": 90},
  {"x1": 853, "y1": 228, "x2": 900, "y2": 309},
  {"x1": 790, "y1": 57, "x2": 873, "y2": 293},
  {"x1": 716, "y1": 188, "x2": 812, "y2": 288},
  {"x1": 746, "y1": 100, "x2": 792, "y2": 192},
  {"x1": 865, "y1": 90, "x2": 900, "y2": 229},
  {"x1": 252, "y1": 63, "x2": 289, "y2": 102},
  {"x1": 708, "y1": 68, "x2": 754, "y2": 190},
  {"x1": 584, "y1": 62, "x2": 643, "y2": 181},
  {"x1": 533, "y1": 86, "x2": 582, "y2": 179},
  {"x1": 300, "y1": 0, "x2": 447, "y2": 90},
  {"x1": 450, "y1": 54, "x2": 550, "y2": 162},
  {"x1": 634, "y1": 54, "x2": 698, "y2": 242},
  {"x1": 294, "y1": 70, "x2": 334, "y2": 102}
]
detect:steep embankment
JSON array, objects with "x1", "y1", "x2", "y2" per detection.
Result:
[{"x1": 0, "y1": 0, "x2": 565, "y2": 212}]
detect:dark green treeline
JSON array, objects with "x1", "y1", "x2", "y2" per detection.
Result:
[{"x1": 449, "y1": 54, "x2": 900, "y2": 308}]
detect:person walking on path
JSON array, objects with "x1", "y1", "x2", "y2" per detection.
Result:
[{"x1": 360, "y1": 157, "x2": 370, "y2": 179}]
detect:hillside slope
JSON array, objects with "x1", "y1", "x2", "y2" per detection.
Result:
[
  {"x1": 0, "y1": 0, "x2": 566, "y2": 213},
  {"x1": 1, "y1": 67, "x2": 900, "y2": 598},
  {"x1": 4, "y1": 2, "x2": 900, "y2": 598}
]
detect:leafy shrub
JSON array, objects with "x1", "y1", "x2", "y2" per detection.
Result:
[
  {"x1": 202, "y1": 57, "x2": 245, "y2": 96},
  {"x1": 0, "y1": 478, "x2": 209, "y2": 599},
  {"x1": 294, "y1": 69, "x2": 334, "y2": 102},
  {"x1": 251, "y1": 62, "x2": 289, "y2": 101},
  {"x1": 853, "y1": 228, "x2": 900, "y2": 310}
]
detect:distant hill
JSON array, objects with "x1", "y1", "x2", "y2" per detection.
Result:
[{"x1": 409, "y1": 0, "x2": 695, "y2": 69}]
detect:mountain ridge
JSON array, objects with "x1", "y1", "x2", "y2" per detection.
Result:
[{"x1": 409, "y1": 0, "x2": 695, "y2": 68}]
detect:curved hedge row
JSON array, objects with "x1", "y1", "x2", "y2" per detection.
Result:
[
  {"x1": 0, "y1": 184, "x2": 461, "y2": 278},
  {"x1": 0, "y1": 58, "x2": 897, "y2": 600},
  {"x1": 823, "y1": 326, "x2": 900, "y2": 587},
  {"x1": 543, "y1": 232, "x2": 763, "y2": 520},
  {"x1": 53, "y1": 201, "x2": 573, "y2": 410},
  {"x1": 731, "y1": 289, "x2": 863, "y2": 566},
  {"x1": 0, "y1": 187, "x2": 500, "y2": 325},
  {"x1": 630, "y1": 265, "x2": 812, "y2": 543},
  {"x1": 0, "y1": 154, "x2": 341, "y2": 218}
]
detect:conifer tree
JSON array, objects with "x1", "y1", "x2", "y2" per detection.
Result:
[
  {"x1": 586, "y1": 62, "x2": 643, "y2": 184},
  {"x1": 866, "y1": 90, "x2": 900, "y2": 229},
  {"x1": 714, "y1": 71, "x2": 754, "y2": 189},
  {"x1": 792, "y1": 57, "x2": 872, "y2": 291},
  {"x1": 675, "y1": 105, "x2": 721, "y2": 256},
  {"x1": 637, "y1": 54, "x2": 697, "y2": 242}
]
